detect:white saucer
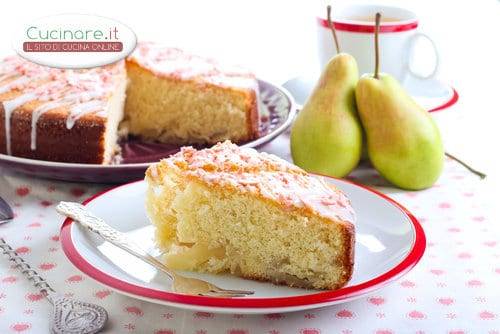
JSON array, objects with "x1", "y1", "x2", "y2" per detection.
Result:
[
  {"x1": 60, "y1": 176, "x2": 425, "y2": 314},
  {"x1": 283, "y1": 75, "x2": 458, "y2": 112}
]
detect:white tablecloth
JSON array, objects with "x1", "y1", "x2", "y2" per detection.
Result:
[{"x1": 0, "y1": 134, "x2": 498, "y2": 333}]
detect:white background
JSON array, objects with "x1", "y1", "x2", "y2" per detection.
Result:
[{"x1": 0, "y1": 0, "x2": 498, "y2": 189}]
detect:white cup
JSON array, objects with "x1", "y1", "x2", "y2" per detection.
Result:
[{"x1": 316, "y1": 4, "x2": 439, "y2": 83}]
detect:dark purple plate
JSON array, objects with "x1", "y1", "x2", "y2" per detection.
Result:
[{"x1": 0, "y1": 80, "x2": 296, "y2": 184}]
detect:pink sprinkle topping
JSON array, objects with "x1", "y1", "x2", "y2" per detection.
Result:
[
  {"x1": 158, "y1": 141, "x2": 355, "y2": 223},
  {"x1": 128, "y1": 42, "x2": 257, "y2": 89}
]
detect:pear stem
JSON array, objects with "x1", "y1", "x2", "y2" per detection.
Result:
[
  {"x1": 326, "y1": 5, "x2": 340, "y2": 54},
  {"x1": 445, "y1": 152, "x2": 487, "y2": 179},
  {"x1": 374, "y1": 12, "x2": 381, "y2": 79}
]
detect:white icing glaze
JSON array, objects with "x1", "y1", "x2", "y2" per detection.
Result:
[
  {"x1": 3, "y1": 93, "x2": 36, "y2": 155},
  {"x1": 65, "y1": 99, "x2": 105, "y2": 129},
  {"x1": 0, "y1": 55, "x2": 123, "y2": 155},
  {"x1": 0, "y1": 77, "x2": 29, "y2": 94},
  {"x1": 128, "y1": 42, "x2": 258, "y2": 90},
  {"x1": 159, "y1": 141, "x2": 356, "y2": 223}
]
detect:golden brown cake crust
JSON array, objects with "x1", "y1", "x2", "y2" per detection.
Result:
[
  {"x1": 338, "y1": 221, "x2": 355, "y2": 287},
  {"x1": 0, "y1": 106, "x2": 106, "y2": 163},
  {"x1": 245, "y1": 89, "x2": 260, "y2": 140}
]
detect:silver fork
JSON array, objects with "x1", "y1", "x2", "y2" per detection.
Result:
[
  {"x1": 0, "y1": 196, "x2": 108, "y2": 334},
  {"x1": 56, "y1": 201, "x2": 254, "y2": 298}
]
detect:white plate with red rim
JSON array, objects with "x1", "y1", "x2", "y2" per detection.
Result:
[{"x1": 60, "y1": 176, "x2": 425, "y2": 314}]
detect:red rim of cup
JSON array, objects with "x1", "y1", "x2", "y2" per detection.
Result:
[
  {"x1": 317, "y1": 17, "x2": 418, "y2": 33},
  {"x1": 60, "y1": 177, "x2": 426, "y2": 309}
]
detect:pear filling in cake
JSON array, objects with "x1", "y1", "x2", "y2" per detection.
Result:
[{"x1": 146, "y1": 142, "x2": 355, "y2": 290}]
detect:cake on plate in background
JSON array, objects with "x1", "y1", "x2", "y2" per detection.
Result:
[{"x1": 0, "y1": 43, "x2": 260, "y2": 164}]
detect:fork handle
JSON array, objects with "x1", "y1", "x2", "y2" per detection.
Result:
[
  {"x1": 56, "y1": 201, "x2": 174, "y2": 281},
  {"x1": 0, "y1": 238, "x2": 58, "y2": 303}
]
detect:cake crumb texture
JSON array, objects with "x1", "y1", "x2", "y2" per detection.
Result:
[
  {"x1": 145, "y1": 141, "x2": 355, "y2": 290},
  {"x1": 125, "y1": 43, "x2": 259, "y2": 145}
]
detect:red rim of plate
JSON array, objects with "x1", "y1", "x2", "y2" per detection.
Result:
[
  {"x1": 428, "y1": 88, "x2": 459, "y2": 112},
  {"x1": 60, "y1": 177, "x2": 426, "y2": 309},
  {"x1": 316, "y1": 17, "x2": 419, "y2": 33}
]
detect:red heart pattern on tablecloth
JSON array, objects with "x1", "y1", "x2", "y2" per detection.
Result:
[
  {"x1": 95, "y1": 290, "x2": 112, "y2": 299},
  {"x1": 40, "y1": 200, "x2": 53, "y2": 207},
  {"x1": 483, "y1": 241, "x2": 497, "y2": 247},
  {"x1": 2, "y1": 275, "x2": 17, "y2": 283},
  {"x1": 439, "y1": 202, "x2": 451, "y2": 209},
  {"x1": 336, "y1": 309, "x2": 355, "y2": 319},
  {"x1": 375, "y1": 330, "x2": 393, "y2": 334},
  {"x1": 467, "y1": 279, "x2": 483, "y2": 287},
  {"x1": 300, "y1": 329, "x2": 320, "y2": 334},
  {"x1": 154, "y1": 330, "x2": 175, "y2": 334},
  {"x1": 125, "y1": 306, "x2": 143, "y2": 317},
  {"x1": 194, "y1": 311, "x2": 214, "y2": 319},
  {"x1": 438, "y1": 298, "x2": 454, "y2": 306},
  {"x1": 10, "y1": 323, "x2": 31, "y2": 332},
  {"x1": 368, "y1": 297, "x2": 385, "y2": 306},
  {"x1": 408, "y1": 310, "x2": 426, "y2": 319},
  {"x1": 15, "y1": 246, "x2": 30, "y2": 254},
  {"x1": 430, "y1": 269, "x2": 445, "y2": 276},
  {"x1": 479, "y1": 311, "x2": 496, "y2": 320},
  {"x1": 70, "y1": 187, "x2": 86, "y2": 197},
  {"x1": 38, "y1": 263, "x2": 56, "y2": 271},
  {"x1": 265, "y1": 313, "x2": 284, "y2": 320},
  {"x1": 400, "y1": 280, "x2": 416, "y2": 288},
  {"x1": 25, "y1": 293, "x2": 44, "y2": 302},
  {"x1": 15, "y1": 187, "x2": 30, "y2": 197},
  {"x1": 66, "y1": 274, "x2": 83, "y2": 283}
]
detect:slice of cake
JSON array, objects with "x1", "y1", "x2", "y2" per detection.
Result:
[
  {"x1": 0, "y1": 56, "x2": 127, "y2": 164},
  {"x1": 124, "y1": 42, "x2": 260, "y2": 145},
  {"x1": 145, "y1": 141, "x2": 355, "y2": 290}
]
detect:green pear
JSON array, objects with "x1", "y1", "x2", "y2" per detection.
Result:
[
  {"x1": 290, "y1": 53, "x2": 363, "y2": 177},
  {"x1": 356, "y1": 73, "x2": 444, "y2": 189},
  {"x1": 355, "y1": 14, "x2": 444, "y2": 190}
]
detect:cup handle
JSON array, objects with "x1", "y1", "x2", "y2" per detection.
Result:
[{"x1": 405, "y1": 32, "x2": 440, "y2": 80}]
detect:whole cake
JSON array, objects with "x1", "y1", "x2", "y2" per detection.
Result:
[
  {"x1": 145, "y1": 141, "x2": 355, "y2": 290},
  {"x1": 0, "y1": 43, "x2": 260, "y2": 163}
]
